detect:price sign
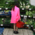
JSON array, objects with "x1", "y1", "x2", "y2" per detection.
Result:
[
  {"x1": 5, "y1": 8, "x2": 8, "y2": 10},
  {"x1": 1, "y1": 24, "x2": 3, "y2": 26},
  {"x1": 29, "y1": 8, "x2": 31, "y2": 10},
  {"x1": 6, "y1": 2, "x2": 8, "y2": 4},
  {"x1": 22, "y1": 8, "x2": 24, "y2": 10},
  {"x1": 0, "y1": 8, "x2": 2, "y2": 10},
  {"x1": 21, "y1": 15, "x2": 23, "y2": 17},
  {"x1": 2, "y1": 18, "x2": 4, "y2": 20},
  {"x1": 28, "y1": 16, "x2": 31, "y2": 17},
  {"x1": 27, "y1": 25, "x2": 29, "y2": 27},
  {"x1": 24, "y1": 15, "x2": 27, "y2": 17}
]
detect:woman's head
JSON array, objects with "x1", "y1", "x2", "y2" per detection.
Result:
[
  {"x1": 12, "y1": 2, "x2": 19, "y2": 11},
  {"x1": 14, "y1": 2, "x2": 19, "y2": 7}
]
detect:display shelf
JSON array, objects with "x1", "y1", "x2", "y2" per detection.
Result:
[
  {"x1": 0, "y1": 23, "x2": 33, "y2": 27},
  {"x1": 0, "y1": 24, "x2": 13, "y2": 26},
  {"x1": 0, "y1": 14, "x2": 34, "y2": 18},
  {"x1": 0, "y1": 8, "x2": 35, "y2": 10}
]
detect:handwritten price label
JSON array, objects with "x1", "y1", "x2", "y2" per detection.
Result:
[
  {"x1": 0, "y1": 8, "x2": 2, "y2": 10},
  {"x1": 22, "y1": 8, "x2": 24, "y2": 10},
  {"x1": 21, "y1": 15, "x2": 23, "y2": 17},
  {"x1": 27, "y1": 25, "x2": 29, "y2": 27},
  {"x1": 24, "y1": 15, "x2": 27, "y2": 17},
  {"x1": 29, "y1": 8, "x2": 31, "y2": 10},
  {"x1": 1, "y1": 24, "x2": 3, "y2": 26}
]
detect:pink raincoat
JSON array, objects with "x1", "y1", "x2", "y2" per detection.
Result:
[{"x1": 10, "y1": 6, "x2": 20, "y2": 24}]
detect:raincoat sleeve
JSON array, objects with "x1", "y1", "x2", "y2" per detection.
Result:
[{"x1": 17, "y1": 8, "x2": 21, "y2": 20}]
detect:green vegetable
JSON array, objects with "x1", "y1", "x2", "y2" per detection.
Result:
[
  {"x1": 0, "y1": 18, "x2": 3, "y2": 24},
  {"x1": 28, "y1": 11, "x2": 32, "y2": 17},
  {"x1": 26, "y1": 11, "x2": 28, "y2": 15}
]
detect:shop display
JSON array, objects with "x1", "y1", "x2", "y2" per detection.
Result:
[
  {"x1": 28, "y1": 11, "x2": 32, "y2": 17},
  {"x1": 20, "y1": 1, "x2": 25, "y2": 9},
  {"x1": 32, "y1": 11, "x2": 35, "y2": 15},
  {"x1": 0, "y1": 0, "x2": 35, "y2": 30},
  {"x1": 3, "y1": 18, "x2": 10, "y2": 24},
  {"x1": 21, "y1": 17, "x2": 23, "y2": 22},
  {"x1": 25, "y1": 21, "x2": 28, "y2": 25},
  {"x1": 23, "y1": 18, "x2": 33, "y2": 25},
  {"x1": 26, "y1": 10, "x2": 28, "y2": 15},
  {"x1": 28, "y1": 19, "x2": 33, "y2": 25},
  {"x1": 23, "y1": 16, "x2": 27, "y2": 24},
  {"x1": 5, "y1": 0, "x2": 14, "y2": 2},
  {"x1": 33, "y1": 19, "x2": 35, "y2": 28},
  {"x1": 0, "y1": 18, "x2": 3, "y2": 24},
  {"x1": 0, "y1": 10, "x2": 3, "y2": 14},
  {"x1": 20, "y1": 9, "x2": 26, "y2": 15},
  {"x1": 4, "y1": 10, "x2": 10, "y2": 14},
  {"x1": 0, "y1": 0, "x2": 15, "y2": 9}
]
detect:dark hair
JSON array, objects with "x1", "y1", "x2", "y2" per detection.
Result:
[{"x1": 13, "y1": 2, "x2": 19, "y2": 11}]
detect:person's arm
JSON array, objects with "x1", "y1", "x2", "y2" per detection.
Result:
[{"x1": 18, "y1": 8, "x2": 21, "y2": 20}]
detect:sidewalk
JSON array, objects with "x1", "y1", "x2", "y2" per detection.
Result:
[{"x1": 3, "y1": 28, "x2": 33, "y2": 35}]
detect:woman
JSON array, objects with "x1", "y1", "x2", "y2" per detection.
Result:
[{"x1": 10, "y1": 2, "x2": 21, "y2": 34}]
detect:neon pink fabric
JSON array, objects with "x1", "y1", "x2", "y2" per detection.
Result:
[{"x1": 10, "y1": 6, "x2": 20, "y2": 24}]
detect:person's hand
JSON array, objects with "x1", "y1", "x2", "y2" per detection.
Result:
[{"x1": 19, "y1": 18, "x2": 21, "y2": 20}]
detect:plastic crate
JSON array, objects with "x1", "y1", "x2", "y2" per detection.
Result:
[{"x1": 0, "y1": 27, "x2": 4, "y2": 35}]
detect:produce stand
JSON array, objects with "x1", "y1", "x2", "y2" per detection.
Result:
[{"x1": 0, "y1": 0, "x2": 35, "y2": 34}]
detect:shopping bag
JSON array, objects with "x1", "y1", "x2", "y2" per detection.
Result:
[{"x1": 16, "y1": 20, "x2": 25, "y2": 28}]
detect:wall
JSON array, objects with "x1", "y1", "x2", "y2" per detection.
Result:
[{"x1": 30, "y1": 0, "x2": 35, "y2": 6}]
